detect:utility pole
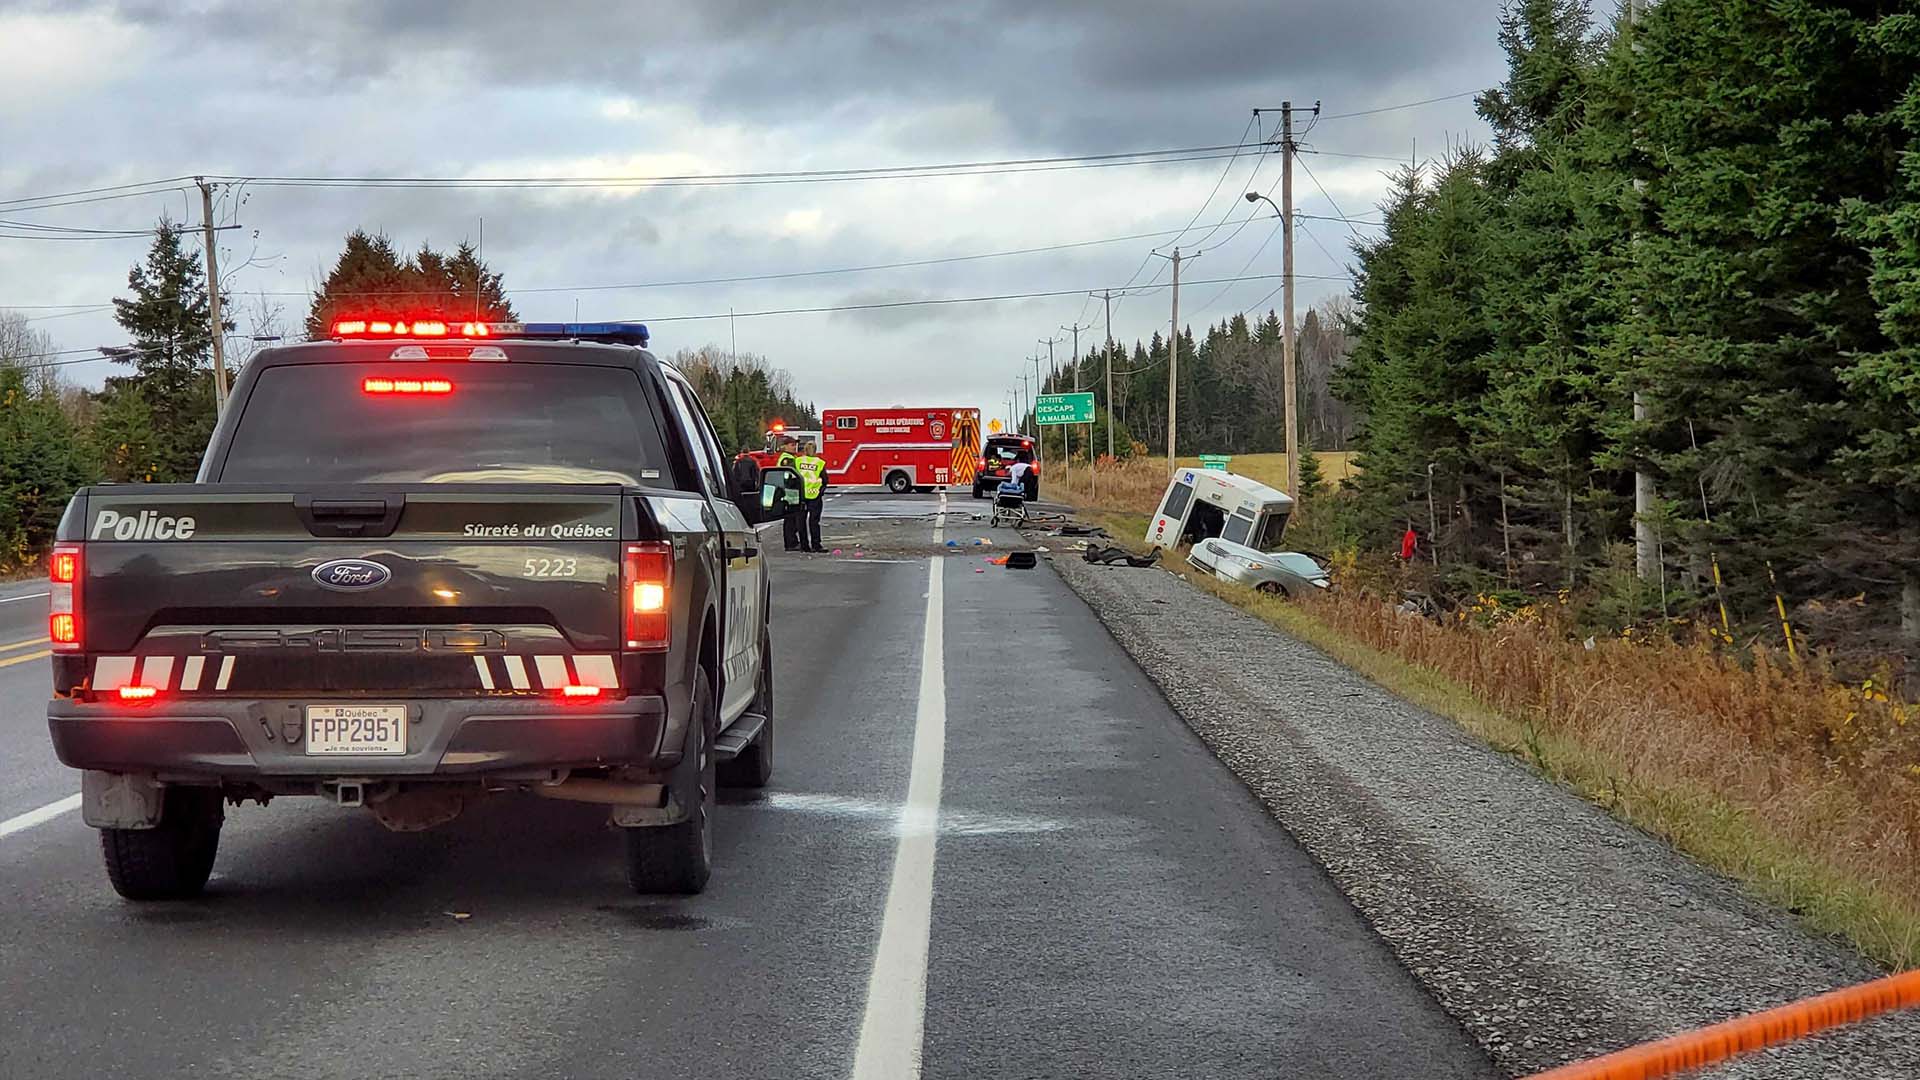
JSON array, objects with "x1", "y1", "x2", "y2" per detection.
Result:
[
  {"x1": 1151, "y1": 248, "x2": 1184, "y2": 478},
  {"x1": 1280, "y1": 102, "x2": 1302, "y2": 501},
  {"x1": 196, "y1": 178, "x2": 228, "y2": 413},
  {"x1": 1628, "y1": 0, "x2": 1658, "y2": 582},
  {"x1": 1061, "y1": 320, "x2": 1092, "y2": 471},
  {"x1": 1092, "y1": 289, "x2": 1116, "y2": 459},
  {"x1": 1038, "y1": 335, "x2": 1061, "y2": 390},
  {"x1": 1030, "y1": 354, "x2": 1045, "y2": 476}
]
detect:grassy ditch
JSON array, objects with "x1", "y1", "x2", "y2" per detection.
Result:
[{"x1": 1055, "y1": 492, "x2": 1920, "y2": 971}]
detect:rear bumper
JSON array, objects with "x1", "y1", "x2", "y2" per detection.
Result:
[{"x1": 48, "y1": 695, "x2": 671, "y2": 780}]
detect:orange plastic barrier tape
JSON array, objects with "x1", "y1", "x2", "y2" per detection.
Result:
[{"x1": 1526, "y1": 969, "x2": 1920, "y2": 1080}]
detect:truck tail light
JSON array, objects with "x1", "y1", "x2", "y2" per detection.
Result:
[
  {"x1": 622, "y1": 542, "x2": 671, "y2": 651},
  {"x1": 49, "y1": 543, "x2": 81, "y2": 652},
  {"x1": 118, "y1": 686, "x2": 158, "y2": 701},
  {"x1": 559, "y1": 684, "x2": 603, "y2": 699}
]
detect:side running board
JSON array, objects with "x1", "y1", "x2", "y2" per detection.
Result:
[{"x1": 712, "y1": 712, "x2": 767, "y2": 762}]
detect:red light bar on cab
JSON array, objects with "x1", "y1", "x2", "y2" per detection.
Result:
[{"x1": 331, "y1": 319, "x2": 451, "y2": 338}]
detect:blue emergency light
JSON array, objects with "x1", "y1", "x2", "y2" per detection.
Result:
[{"x1": 515, "y1": 322, "x2": 651, "y2": 346}]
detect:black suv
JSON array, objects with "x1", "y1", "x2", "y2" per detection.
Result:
[{"x1": 972, "y1": 433, "x2": 1039, "y2": 500}]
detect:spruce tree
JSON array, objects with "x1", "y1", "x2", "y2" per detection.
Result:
[{"x1": 97, "y1": 218, "x2": 226, "y2": 483}]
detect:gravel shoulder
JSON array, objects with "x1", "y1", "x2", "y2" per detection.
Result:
[{"x1": 1049, "y1": 552, "x2": 1920, "y2": 1078}]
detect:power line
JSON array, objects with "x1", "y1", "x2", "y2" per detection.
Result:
[
  {"x1": 0, "y1": 218, "x2": 154, "y2": 235},
  {"x1": 197, "y1": 141, "x2": 1264, "y2": 193},
  {"x1": 26, "y1": 270, "x2": 1357, "y2": 370},
  {"x1": 0, "y1": 176, "x2": 198, "y2": 211},
  {"x1": 1193, "y1": 214, "x2": 1287, "y2": 312},
  {"x1": 0, "y1": 185, "x2": 198, "y2": 215},
  {"x1": 0, "y1": 219, "x2": 1247, "y2": 309},
  {"x1": 1298, "y1": 220, "x2": 1344, "y2": 267},
  {"x1": 0, "y1": 229, "x2": 161, "y2": 242},
  {"x1": 624, "y1": 272, "x2": 1346, "y2": 325},
  {"x1": 1294, "y1": 155, "x2": 1366, "y2": 238},
  {"x1": 1303, "y1": 148, "x2": 1422, "y2": 165},
  {"x1": 1318, "y1": 89, "x2": 1481, "y2": 121},
  {"x1": 1106, "y1": 115, "x2": 1266, "y2": 321}
]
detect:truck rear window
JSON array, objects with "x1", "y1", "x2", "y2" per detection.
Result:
[{"x1": 218, "y1": 362, "x2": 670, "y2": 485}]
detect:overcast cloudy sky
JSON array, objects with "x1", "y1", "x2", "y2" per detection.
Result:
[{"x1": 1, "y1": 0, "x2": 1506, "y2": 414}]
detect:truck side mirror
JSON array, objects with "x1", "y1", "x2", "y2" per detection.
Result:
[{"x1": 756, "y1": 467, "x2": 801, "y2": 522}]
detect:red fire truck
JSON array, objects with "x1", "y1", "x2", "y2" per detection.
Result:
[
  {"x1": 822, "y1": 407, "x2": 982, "y2": 493},
  {"x1": 741, "y1": 420, "x2": 822, "y2": 471}
]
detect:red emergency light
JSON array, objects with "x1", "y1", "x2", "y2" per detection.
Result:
[
  {"x1": 332, "y1": 319, "x2": 452, "y2": 338},
  {"x1": 363, "y1": 377, "x2": 454, "y2": 395}
]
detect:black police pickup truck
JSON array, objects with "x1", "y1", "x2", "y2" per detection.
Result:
[{"x1": 44, "y1": 319, "x2": 798, "y2": 899}]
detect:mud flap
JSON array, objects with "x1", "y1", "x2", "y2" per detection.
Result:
[{"x1": 82, "y1": 770, "x2": 166, "y2": 829}]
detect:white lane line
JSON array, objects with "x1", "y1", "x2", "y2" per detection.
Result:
[
  {"x1": 0, "y1": 591, "x2": 49, "y2": 604},
  {"x1": 849, "y1": 495, "x2": 947, "y2": 1080},
  {"x1": 0, "y1": 794, "x2": 81, "y2": 839}
]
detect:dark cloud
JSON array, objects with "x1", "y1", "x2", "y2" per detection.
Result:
[
  {"x1": 65, "y1": 0, "x2": 1502, "y2": 151},
  {"x1": 4, "y1": 0, "x2": 1506, "y2": 406}
]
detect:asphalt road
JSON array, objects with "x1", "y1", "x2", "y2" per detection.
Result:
[{"x1": 0, "y1": 493, "x2": 1495, "y2": 1080}]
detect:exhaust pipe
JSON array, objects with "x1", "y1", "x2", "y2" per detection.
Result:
[{"x1": 528, "y1": 778, "x2": 666, "y2": 807}]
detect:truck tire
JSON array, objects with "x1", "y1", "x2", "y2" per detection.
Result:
[
  {"x1": 625, "y1": 666, "x2": 716, "y2": 895},
  {"x1": 719, "y1": 633, "x2": 775, "y2": 789},
  {"x1": 886, "y1": 471, "x2": 913, "y2": 494},
  {"x1": 100, "y1": 786, "x2": 223, "y2": 901},
  {"x1": 1024, "y1": 476, "x2": 1040, "y2": 502},
  {"x1": 971, "y1": 482, "x2": 985, "y2": 499}
]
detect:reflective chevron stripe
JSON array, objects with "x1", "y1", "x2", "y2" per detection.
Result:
[{"x1": 86, "y1": 653, "x2": 620, "y2": 692}]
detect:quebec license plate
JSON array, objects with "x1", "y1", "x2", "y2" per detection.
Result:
[{"x1": 305, "y1": 705, "x2": 407, "y2": 756}]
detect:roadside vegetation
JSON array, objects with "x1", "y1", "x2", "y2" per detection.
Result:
[
  {"x1": 1037, "y1": 1, "x2": 1920, "y2": 969},
  {"x1": 1060, "y1": 467, "x2": 1920, "y2": 970}
]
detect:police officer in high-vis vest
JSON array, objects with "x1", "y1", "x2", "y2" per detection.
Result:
[
  {"x1": 774, "y1": 436, "x2": 804, "y2": 551},
  {"x1": 794, "y1": 440, "x2": 828, "y2": 553}
]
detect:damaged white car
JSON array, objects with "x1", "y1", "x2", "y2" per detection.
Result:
[{"x1": 1188, "y1": 539, "x2": 1331, "y2": 597}]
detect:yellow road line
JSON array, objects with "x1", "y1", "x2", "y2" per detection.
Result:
[
  {"x1": 0, "y1": 636, "x2": 50, "y2": 653},
  {"x1": 0, "y1": 649, "x2": 51, "y2": 669}
]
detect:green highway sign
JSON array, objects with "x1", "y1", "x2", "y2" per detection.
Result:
[
  {"x1": 1198, "y1": 454, "x2": 1232, "y2": 471},
  {"x1": 1035, "y1": 392, "x2": 1096, "y2": 425}
]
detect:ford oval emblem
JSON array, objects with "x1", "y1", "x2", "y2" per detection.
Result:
[{"x1": 312, "y1": 558, "x2": 392, "y2": 591}]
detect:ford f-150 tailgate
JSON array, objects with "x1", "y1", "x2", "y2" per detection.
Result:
[{"x1": 54, "y1": 484, "x2": 649, "y2": 702}]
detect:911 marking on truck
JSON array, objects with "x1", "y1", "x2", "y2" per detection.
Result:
[{"x1": 90, "y1": 509, "x2": 197, "y2": 541}]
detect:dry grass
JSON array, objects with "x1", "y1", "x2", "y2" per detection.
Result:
[
  {"x1": 1044, "y1": 452, "x2": 1356, "y2": 513},
  {"x1": 1056, "y1": 482, "x2": 1920, "y2": 969},
  {"x1": 1271, "y1": 586, "x2": 1920, "y2": 968}
]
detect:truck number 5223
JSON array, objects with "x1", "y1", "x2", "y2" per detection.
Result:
[{"x1": 523, "y1": 557, "x2": 578, "y2": 577}]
